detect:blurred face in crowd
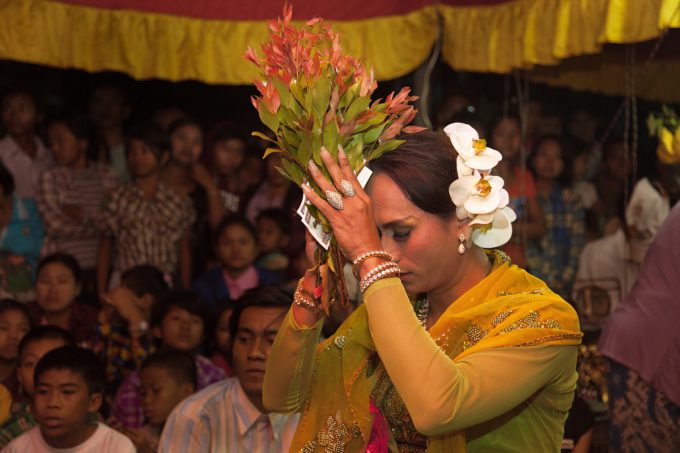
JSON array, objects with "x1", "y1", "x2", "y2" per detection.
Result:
[
  {"x1": 568, "y1": 109, "x2": 598, "y2": 143},
  {"x1": 572, "y1": 152, "x2": 589, "y2": 182},
  {"x1": 169, "y1": 124, "x2": 203, "y2": 167},
  {"x1": 216, "y1": 224, "x2": 259, "y2": 275},
  {"x1": 215, "y1": 308, "x2": 233, "y2": 355},
  {"x1": 238, "y1": 155, "x2": 264, "y2": 192},
  {"x1": 155, "y1": 306, "x2": 204, "y2": 351},
  {"x1": 212, "y1": 139, "x2": 246, "y2": 176},
  {"x1": 140, "y1": 365, "x2": 194, "y2": 426},
  {"x1": 48, "y1": 122, "x2": 88, "y2": 168},
  {"x1": 531, "y1": 138, "x2": 564, "y2": 182},
  {"x1": 257, "y1": 217, "x2": 288, "y2": 254},
  {"x1": 491, "y1": 117, "x2": 521, "y2": 159},
  {"x1": 36, "y1": 263, "x2": 81, "y2": 315},
  {"x1": 89, "y1": 86, "x2": 129, "y2": 130},
  {"x1": 34, "y1": 369, "x2": 101, "y2": 449},
  {"x1": 0, "y1": 309, "x2": 30, "y2": 361},
  {"x1": 265, "y1": 153, "x2": 289, "y2": 186},
  {"x1": 17, "y1": 338, "x2": 69, "y2": 397},
  {"x1": 127, "y1": 139, "x2": 163, "y2": 178},
  {"x1": 1, "y1": 93, "x2": 39, "y2": 138},
  {"x1": 231, "y1": 306, "x2": 286, "y2": 400}
]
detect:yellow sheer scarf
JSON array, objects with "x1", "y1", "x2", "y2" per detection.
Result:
[{"x1": 291, "y1": 254, "x2": 582, "y2": 452}]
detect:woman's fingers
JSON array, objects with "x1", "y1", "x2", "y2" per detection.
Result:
[
  {"x1": 301, "y1": 182, "x2": 335, "y2": 221},
  {"x1": 320, "y1": 147, "x2": 350, "y2": 193}
]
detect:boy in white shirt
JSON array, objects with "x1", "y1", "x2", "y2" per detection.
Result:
[{"x1": 3, "y1": 346, "x2": 134, "y2": 452}]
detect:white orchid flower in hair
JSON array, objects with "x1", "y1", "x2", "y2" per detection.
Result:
[
  {"x1": 444, "y1": 122, "x2": 502, "y2": 172},
  {"x1": 470, "y1": 207, "x2": 517, "y2": 248},
  {"x1": 449, "y1": 172, "x2": 507, "y2": 216}
]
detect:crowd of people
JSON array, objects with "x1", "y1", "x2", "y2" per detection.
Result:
[{"x1": 0, "y1": 80, "x2": 676, "y2": 452}]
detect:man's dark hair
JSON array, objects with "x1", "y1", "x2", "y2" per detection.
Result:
[
  {"x1": 228, "y1": 285, "x2": 292, "y2": 352},
  {"x1": 18, "y1": 326, "x2": 75, "y2": 358},
  {"x1": 0, "y1": 299, "x2": 32, "y2": 329},
  {"x1": 256, "y1": 208, "x2": 292, "y2": 236},
  {"x1": 126, "y1": 122, "x2": 168, "y2": 158},
  {"x1": 140, "y1": 349, "x2": 197, "y2": 389},
  {"x1": 34, "y1": 346, "x2": 106, "y2": 395},
  {"x1": 151, "y1": 290, "x2": 209, "y2": 329},
  {"x1": 36, "y1": 253, "x2": 82, "y2": 284},
  {"x1": 214, "y1": 214, "x2": 258, "y2": 247}
]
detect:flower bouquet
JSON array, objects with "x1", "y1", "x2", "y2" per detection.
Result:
[{"x1": 246, "y1": 4, "x2": 423, "y2": 310}]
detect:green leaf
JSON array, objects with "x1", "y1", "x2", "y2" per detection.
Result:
[
  {"x1": 290, "y1": 79, "x2": 306, "y2": 106},
  {"x1": 279, "y1": 159, "x2": 305, "y2": 186},
  {"x1": 322, "y1": 120, "x2": 339, "y2": 160},
  {"x1": 272, "y1": 78, "x2": 292, "y2": 109},
  {"x1": 297, "y1": 134, "x2": 313, "y2": 165},
  {"x1": 362, "y1": 123, "x2": 386, "y2": 145},
  {"x1": 263, "y1": 147, "x2": 282, "y2": 159},
  {"x1": 354, "y1": 112, "x2": 388, "y2": 133},
  {"x1": 344, "y1": 95, "x2": 371, "y2": 122},
  {"x1": 312, "y1": 76, "x2": 332, "y2": 119},
  {"x1": 282, "y1": 126, "x2": 301, "y2": 149},
  {"x1": 367, "y1": 139, "x2": 404, "y2": 161},
  {"x1": 346, "y1": 138, "x2": 364, "y2": 171},
  {"x1": 258, "y1": 107, "x2": 279, "y2": 133},
  {"x1": 251, "y1": 131, "x2": 276, "y2": 143}
]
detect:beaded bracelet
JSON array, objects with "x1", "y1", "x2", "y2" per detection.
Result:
[
  {"x1": 360, "y1": 261, "x2": 400, "y2": 284},
  {"x1": 294, "y1": 278, "x2": 322, "y2": 313},
  {"x1": 360, "y1": 267, "x2": 401, "y2": 293},
  {"x1": 352, "y1": 250, "x2": 394, "y2": 277}
]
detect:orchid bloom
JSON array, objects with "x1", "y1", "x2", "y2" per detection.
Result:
[{"x1": 443, "y1": 123, "x2": 502, "y2": 172}]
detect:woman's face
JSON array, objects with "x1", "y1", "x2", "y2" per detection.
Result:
[
  {"x1": 0, "y1": 309, "x2": 30, "y2": 361},
  {"x1": 48, "y1": 122, "x2": 87, "y2": 167},
  {"x1": 215, "y1": 225, "x2": 259, "y2": 274},
  {"x1": 367, "y1": 173, "x2": 464, "y2": 296},
  {"x1": 170, "y1": 124, "x2": 203, "y2": 166},
  {"x1": 531, "y1": 139, "x2": 564, "y2": 181},
  {"x1": 35, "y1": 263, "x2": 81, "y2": 314},
  {"x1": 491, "y1": 118, "x2": 521, "y2": 159}
]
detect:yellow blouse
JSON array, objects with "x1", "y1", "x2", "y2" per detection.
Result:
[{"x1": 265, "y1": 258, "x2": 581, "y2": 452}]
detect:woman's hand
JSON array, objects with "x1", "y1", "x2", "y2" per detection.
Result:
[{"x1": 301, "y1": 146, "x2": 382, "y2": 261}]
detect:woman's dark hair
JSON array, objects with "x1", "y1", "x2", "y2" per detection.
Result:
[
  {"x1": 207, "y1": 122, "x2": 247, "y2": 148},
  {"x1": 206, "y1": 298, "x2": 237, "y2": 356},
  {"x1": 168, "y1": 117, "x2": 203, "y2": 138},
  {"x1": 0, "y1": 299, "x2": 33, "y2": 329},
  {"x1": 126, "y1": 122, "x2": 168, "y2": 158},
  {"x1": 214, "y1": 214, "x2": 258, "y2": 246},
  {"x1": 151, "y1": 290, "x2": 209, "y2": 329},
  {"x1": 36, "y1": 253, "x2": 82, "y2": 284},
  {"x1": 34, "y1": 346, "x2": 105, "y2": 395},
  {"x1": 369, "y1": 131, "x2": 457, "y2": 218},
  {"x1": 120, "y1": 265, "x2": 170, "y2": 301},
  {"x1": 0, "y1": 162, "x2": 14, "y2": 197},
  {"x1": 140, "y1": 349, "x2": 197, "y2": 389},
  {"x1": 46, "y1": 112, "x2": 102, "y2": 162},
  {"x1": 228, "y1": 285, "x2": 292, "y2": 357},
  {"x1": 528, "y1": 134, "x2": 573, "y2": 187}
]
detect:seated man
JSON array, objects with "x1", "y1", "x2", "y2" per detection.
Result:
[{"x1": 159, "y1": 285, "x2": 299, "y2": 452}]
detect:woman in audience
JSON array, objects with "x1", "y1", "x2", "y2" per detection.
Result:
[
  {"x1": 0, "y1": 299, "x2": 32, "y2": 402},
  {"x1": 204, "y1": 122, "x2": 248, "y2": 214}
]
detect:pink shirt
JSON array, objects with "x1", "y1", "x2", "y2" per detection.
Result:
[
  {"x1": 599, "y1": 202, "x2": 680, "y2": 406},
  {"x1": 223, "y1": 266, "x2": 259, "y2": 300}
]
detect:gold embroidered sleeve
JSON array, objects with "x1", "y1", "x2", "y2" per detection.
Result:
[
  {"x1": 363, "y1": 279, "x2": 577, "y2": 436},
  {"x1": 263, "y1": 308, "x2": 324, "y2": 413}
]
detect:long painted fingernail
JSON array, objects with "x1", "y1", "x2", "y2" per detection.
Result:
[
  {"x1": 338, "y1": 145, "x2": 346, "y2": 158},
  {"x1": 320, "y1": 147, "x2": 330, "y2": 159},
  {"x1": 308, "y1": 161, "x2": 318, "y2": 171}
]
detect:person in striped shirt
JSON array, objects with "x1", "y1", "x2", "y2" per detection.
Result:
[
  {"x1": 159, "y1": 285, "x2": 299, "y2": 452},
  {"x1": 38, "y1": 113, "x2": 120, "y2": 296}
]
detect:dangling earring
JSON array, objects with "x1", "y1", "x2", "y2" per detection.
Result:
[{"x1": 458, "y1": 233, "x2": 466, "y2": 255}]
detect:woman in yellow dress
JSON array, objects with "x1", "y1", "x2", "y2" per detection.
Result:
[{"x1": 263, "y1": 125, "x2": 582, "y2": 452}]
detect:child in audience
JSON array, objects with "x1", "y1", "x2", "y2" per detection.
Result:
[
  {"x1": 209, "y1": 299, "x2": 235, "y2": 376},
  {"x1": 38, "y1": 113, "x2": 119, "y2": 296},
  {"x1": 0, "y1": 87, "x2": 52, "y2": 200},
  {"x1": 97, "y1": 123, "x2": 194, "y2": 290},
  {"x1": 92, "y1": 265, "x2": 169, "y2": 395},
  {"x1": 162, "y1": 118, "x2": 224, "y2": 278},
  {"x1": 112, "y1": 290, "x2": 225, "y2": 428},
  {"x1": 192, "y1": 215, "x2": 279, "y2": 308},
  {"x1": 123, "y1": 349, "x2": 197, "y2": 452},
  {"x1": 3, "y1": 346, "x2": 135, "y2": 452},
  {"x1": 256, "y1": 208, "x2": 291, "y2": 278},
  {"x1": 0, "y1": 300, "x2": 32, "y2": 403},
  {"x1": 0, "y1": 325, "x2": 75, "y2": 448},
  {"x1": 28, "y1": 253, "x2": 98, "y2": 344},
  {"x1": 205, "y1": 122, "x2": 247, "y2": 213},
  {"x1": 0, "y1": 161, "x2": 44, "y2": 303}
]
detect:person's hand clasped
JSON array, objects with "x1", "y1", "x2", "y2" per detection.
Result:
[{"x1": 301, "y1": 146, "x2": 382, "y2": 261}]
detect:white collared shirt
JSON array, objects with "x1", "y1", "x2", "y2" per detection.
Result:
[
  {"x1": 159, "y1": 377, "x2": 299, "y2": 453},
  {"x1": 0, "y1": 135, "x2": 53, "y2": 198}
]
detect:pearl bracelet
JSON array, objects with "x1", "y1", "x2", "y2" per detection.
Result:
[
  {"x1": 361, "y1": 261, "x2": 399, "y2": 283},
  {"x1": 352, "y1": 250, "x2": 395, "y2": 277},
  {"x1": 360, "y1": 267, "x2": 401, "y2": 293},
  {"x1": 294, "y1": 278, "x2": 322, "y2": 313}
]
